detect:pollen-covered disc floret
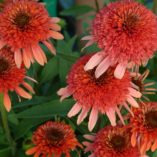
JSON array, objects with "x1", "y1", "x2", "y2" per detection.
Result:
[
  {"x1": 83, "y1": 126, "x2": 141, "y2": 157},
  {"x1": 58, "y1": 55, "x2": 141, "y2": 131},
  {"x1": 0, "y1": 0, "x2": 64, "y2": 68},
  {"x1": 0, "y1": 47, "x2": 35, "y2": 112},
  {"x1": 130, "y1": 102, "x2": 157, "y2": 155},
  {"x1": 26, "y1": 121, "x2": 81, "y2": 157},
  {"x1": 83, "y1": 1, "x2": 157, "y2": 79}
]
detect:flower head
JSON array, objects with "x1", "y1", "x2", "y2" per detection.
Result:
[
  {"x1": 26, "y1": 121, "x2": 81, "y2": 157},
  {"x1": 0, "y1": 46, "x2": 35, "y2": 111},
  {"x1": 0, "y1": 0, "x2": 63, "y2": 68},
  {"x1": 131, "y1": 70, "x2": 157, "y2": 102},
  {"x1": 130, "y1": 102, "x2": 157, "y2": 155},
  {"x1": 58, "y1": 55, "x2": 141, "y2": 131},
  {"x1": 83, "y1": 1, "x2": 157, "y2": 79},
  {"x1": 83, "y1": 126, "x2": 141, "y2": 157}
]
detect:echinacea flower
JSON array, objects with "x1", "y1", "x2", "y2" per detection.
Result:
[
  {"x1": 0, "y1": 0, "x2": 64, "y2": 68},
  {"x1": 82, "y1": 1, "x2": 157, "y2": 79},
  {"x1": 26, "y1": 121, "x2": 81, "y2": 157},
  {"x1": 58, "y1": 55, "x2": 141, "y2": 131},
  {"x1": 130, "y1": 102, "x2": 157, "y2": 155},
  {"x1": 0, "y1": 46, "x2": 35, "y2": 112},
  {"x1": 83, "y1": 126, "x2": 144, "y2": 157},
  {"x1": 131, "y1": 70, "x2": 157, "y2": 102}
]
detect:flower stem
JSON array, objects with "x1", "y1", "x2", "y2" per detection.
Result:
[
  {"x1": 0, "y1": 94, "x2": 16, "y2": 156},
  {"x1": 95, "y1": 0, "x2": 100, "y2": 12}
]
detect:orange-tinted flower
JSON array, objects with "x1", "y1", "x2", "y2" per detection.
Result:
[
  {"x1": 58, "y1": 55, "x2": 141, "y2": 131},
  {"x1": 83, "y1": 126, "x2": 142, "y2": 157},
  {"x1": 83, "y1": 1, "x2": 157, "y2": 79},
  {"x1": 26, "y1": 121, "x2": 81, "y2": 157},
  {"x1": 131, "y1": 70, "x2": 157, "y2": 102},
  {"x1": 130, "y1": 102, "x2": 157, "y2": 155},
  {"x1": 0, "y1": 0, "x2": 63, "y2": 68},
  {"x1": 0, "y1": 47, "x2": 35, "y2": 111}
]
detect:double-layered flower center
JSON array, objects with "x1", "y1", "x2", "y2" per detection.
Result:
[
  {"x1": 45, "y1": 128, "x2": 65, "y2": 146},
  {"x1": 110, "y1": 135, "x2": 126, "y2": 151},
  {"x1": 121, "y1": 14, "x2": 138, "y2": 34},
  {"x1": 145, "y1": 110, "x2": 157, "y2": 128},
  {"x1": 0, "y1": 57, "x2": 9, "y2": 74},
  {"x1": 13, "y1": 12, "x2": 30, "y2": 29},
  {"x1": 87, "y1": 68, "x2": 113, "y2": 86}
]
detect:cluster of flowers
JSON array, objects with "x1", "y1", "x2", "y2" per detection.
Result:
[{"x1": 1, "y1": 0, "x2": 157, "y2": 157}]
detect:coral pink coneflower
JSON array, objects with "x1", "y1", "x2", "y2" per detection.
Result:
[
  {"x1": 26, "y1": 121, "x2": 81, "y2": 157},
  {"x1": 130, "y1": 102, "x2": 157, "y2": 155},
  {"x1": 57, "y1": 55, "x2": 142, "y2": 131},
  {"x1": 131, "y1": 70, "x2": 157, "y2": 102},
  {"x1": 0, "y1": 0, "x2": 64, "y2": 68},
  {"x1": 82, "y1": 1, "x2": 157, "y2": 79},
  {"x1": 0, "y1": 47, "x2": 35, "y2": 112},
  {"x1": 83, "y1": 126, "x2": 145, "y2": 157}
]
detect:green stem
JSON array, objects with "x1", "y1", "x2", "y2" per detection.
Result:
[
  {"x1": 0, "y1": 95, "x2": 16, "y2": 156},
  {"x1": 95, "y1": 0, "x2": 100, "y2": 12},
  {"x1": 153, "y1": 0, "x2": 157, "y2": 14}
]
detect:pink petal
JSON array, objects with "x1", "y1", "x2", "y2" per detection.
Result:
[
  {"x1": 127, "y1": 96, "x2": 139, "y2": 108},
  {"x1": 151, "y1": 139, "x2": 157, "y2": 152},
  {"x1": 106, "y1": 108, "x2": 116, "y2": 126},
  {"x1": 51, "y1": 17, "x2": 60, "y2": 23},
  {"x1": 81, "y1": 35, "x2": 93, "y2": 41},
  {"x1": 31, "y1": 45, "x2": 45, "y2": 65},
  {"x1": 81, "y1": 40, "x2": 95, "y2": 51},
  {"x1": 77, "y1": 107, "x2": 90, "y2": 125},
  {"x1": 114, "y1": 63, "x2": 127, "y2": 79},
  {"x1": 22, "y1": 51, "x2": 31, "y2": 69},
  {"x1": 115, "y1": 107, "x2": 125, "y2": 125},
  {"x1": 15, "y1": 87, "x2": 32, "y2": 99},
  {"x1": 43, "y1": 41, "x2": 56, "y2": 55},
  {"x1": 84, "y1": 52, "x2": 104, "y2": 71},
  {"x1": 50, "y1": 31, "x2": 64, "y2": 40},
  {"x1": 84, "y1": 135, "x2": 95, "y2": 141},
  {"x1": 3, "y1": 92, "x2": 11, "y2": 112},
  {"x1": 95, "y1": 56, "x2": 111, "y2": 78},
  {"x1": 25, "y1": 76, "x2": 38, "y2": 83},
  {"x1": 22, "y1": 82, "x2": 35, "y2": 94},
  {"x1": 123, "y1": 102, "x2": 134, "y2": 116},
  {"x1": 50, "y1": 23, "x2": 61, "y2": 31},
  {"x1": 128, "y1": 87, "x2": 142, "y2": 98},
  {"x1": 14, "y1": 50, "x2": 22, "y2": 68},
  {"x1": 131, "y1": 132, "x2": 137, "y2": 147},
  {"x1": 88, "y1": 108, "x2": 98, "y2": 131},
  {"x1": 57, "y1": 87, "x2": 71, "y2": 101},
  {"x1": 68, "y1": 102, "x2": 82, "y2": 117}
]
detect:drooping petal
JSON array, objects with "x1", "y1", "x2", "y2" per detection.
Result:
[{"x1": 88, "y1": 108, "x2": 98, "y2": 131}]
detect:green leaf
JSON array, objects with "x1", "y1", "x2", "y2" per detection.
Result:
[
  {"x1": 44, "y1": 0, "x2": 57, "y2": 16},
  {"x1": 60, "y1": 5, "x2": 95, "y2": 17},
  {"x1": 14, "y1": 118, "x2": 49, "y2": 140},
  {"x1": 16, "y1": 99, "x2": 74, "y2": 119},
  {"x1": 39, "y1": 57, "x2": 58, "y2": 84}
]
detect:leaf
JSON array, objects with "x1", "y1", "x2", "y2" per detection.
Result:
[
  {"x1": 39, "y1": 57, "x2": 58, "y2": 84},
  {"x1": 16, "y1": 99, "x2": 74, "y2": 118},
  {"x1": 44, "y1": 0, "x2": 57, "y2": 16},
  {"x1": 14, "y1": 118, "x2": 49, "y2": 140},
  {"x1": 60, "y1": 5, "x2": 95, "y2": 17}
]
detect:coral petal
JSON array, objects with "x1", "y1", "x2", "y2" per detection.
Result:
[
  {"x1": 3, "y1": 92, "x2": 11, "y2": 112},
  {"x1": 88, "y1": 108, "x2": 98, "y2": 131},
  {"x1": 106, "y1": 108, "x2": 116, "y2": 126},
  {"x1": 84, "y1": 53, "x2": 104, "y2": 71},
  {"x1": 114, "y1": 63, "x2": 126, "y2": 79},
  {"x1": 68, "y1": 102, "x2": 82, "y2": 117}
]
